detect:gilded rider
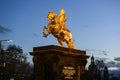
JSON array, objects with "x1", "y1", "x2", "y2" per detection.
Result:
[{"x1": 59, "y1": 9, "x2": 67, "y2": 30}]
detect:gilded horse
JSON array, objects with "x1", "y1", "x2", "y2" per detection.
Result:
[{"x1": 43, "y1": 11, "x2": 74, "y2": 48}]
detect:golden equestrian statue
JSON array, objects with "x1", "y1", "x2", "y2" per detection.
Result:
[{"x1": 43, "y1": 9, "x2": 74, "y2": 48}]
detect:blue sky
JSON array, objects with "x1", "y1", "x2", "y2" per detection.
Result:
[{"x1": 0, "y1": 0, "x2": 120, "y2": 70}]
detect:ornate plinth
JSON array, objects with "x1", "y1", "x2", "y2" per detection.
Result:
[{"x1": 30, "y1": 45, "x2": 89, "y2": 80}]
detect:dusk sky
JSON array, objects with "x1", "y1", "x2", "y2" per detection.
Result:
[{"x1": 0, "y1": 0, "x2": 120, "y2": 70}]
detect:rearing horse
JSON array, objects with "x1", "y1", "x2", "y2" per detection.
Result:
[{"x1": 43, "y1": 11, "x2": 74, "y2": 48}]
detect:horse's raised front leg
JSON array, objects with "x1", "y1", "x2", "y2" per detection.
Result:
[{"x1": 43, "y1": 26, "x2": 50, "y2": 37}]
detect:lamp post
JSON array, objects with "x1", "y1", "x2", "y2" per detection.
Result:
[{"x1": 0, "y1": 39, "x2": 12, "y2": 79}]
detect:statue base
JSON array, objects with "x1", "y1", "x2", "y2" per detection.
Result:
[{"x1": 30, "y1": 45, "x2": 89, "y2": 80}]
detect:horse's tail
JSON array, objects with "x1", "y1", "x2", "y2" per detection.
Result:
[
  {"x1": 69, "y1": 33, "x2": 74, "y2": 48},
  {"x1": 64, "y1": 30, "x2": 74, "y2": 48}
]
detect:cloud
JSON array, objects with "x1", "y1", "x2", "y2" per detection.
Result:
[
  {"x1": 106, "y1": 61, "x2": 116, "y2": 67},
  {"x1": 0, "y1": 25, "x2": 12, "y2": 34},
  {"x1": 114, "y1": 57, "x2": 120, "y2": 62},
  {"x1": 106, "y1": 61, "x2": 120, "y2": 68},
  {"x1": 33, "y1": 33, "x2": 39, "y2": 38},
  {"x1": 95, "y1": 57, "x2": 108, "y2": 62}
]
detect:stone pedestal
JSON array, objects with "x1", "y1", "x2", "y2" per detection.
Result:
[{"x1": 30, "y1": 45, "x2": 89, "y2": 80}]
